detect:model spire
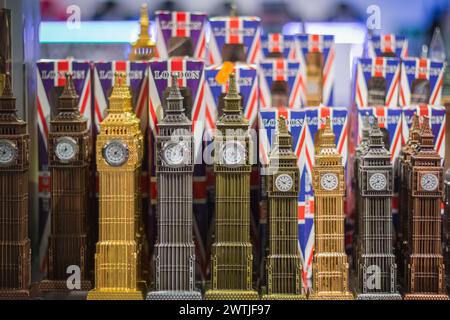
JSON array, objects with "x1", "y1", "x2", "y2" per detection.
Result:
[
  {"x1": 223, "y1": 73, "x2": 242, "y2": 113},
  {"x1": 109, "y1": 73, "x2": 132, "y2": 113},
  {"x1": 58, "y1": 73, "x2": 79, "y2": 114},
  {"x1": 419, "y1": 116, "x2": 435, "y2": 149},
  {"x1": 0, "y1": 72, "x2": 16, "y2": 113},
  {"x1": 319, "y1": 117, "x2": 336, "y2": 149},
  {"x1": 129, "y1": 3, "x2": 157, "y2": 61},
  {"x1": 368, "y1": 116, "x2": 384, "y2": 147}
]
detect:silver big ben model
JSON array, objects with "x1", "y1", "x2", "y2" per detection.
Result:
[
  {"x1": 355, "y1": 117, "x2": 401, "y2": 299},
  {"x1": 146, "y1": 75, "x2": 201, "y2": 300}
]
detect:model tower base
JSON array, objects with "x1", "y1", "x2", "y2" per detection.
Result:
[
  {"x1": 87, "y1": 289, "x2": 145, "y2": 300},
  {"x1": 146, "y1": 290, "x2": 202, "y2": 300},
  {"x1": 262, "y1": 293, "x2": 306, "y2": 300},
  {"x1": 0, "y1": 289, "x2": 31, "y2": 300},
  {"x1": 205, "y1": 290, "x2": 259, "y2": 300},
  {"x1": 309, "y1": 292, "x2": 354, "y2": 300},
  {"x1": 356, "y1": 293, "x2": 402, "y2": 300},
  {"x1": 404, "y1": 293, "x2": 449, "y2": 300},
  {"x1": 39, "y1": 280, "x2": 92, "y2": 292}
]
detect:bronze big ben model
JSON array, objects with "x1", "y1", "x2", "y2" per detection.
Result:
[
  {"x1": 129, "y1": 3, "x2": 157, "y2": 61},
  {"x1": 403, "y1": 117, "x2": 448, "y2": 300},
  {"x1": 87, "y1": 73, "x2": 145, "y2": 300},
  {"x1": 0, "y1": 74, "x2": 31, "y2": 298},
  {"x1": 310, "y1": 117, "x2": 353, "y2": 300},
  {"x1": 146, "y1": 76, "x2": 201, "y2": 300},
  {"x1": 355, "y1": 117, "x2": 401, "y2": 299},
  {"x1": 205, "y1": 74, "x2": 258, "y2": 300},
  {"x1": 263, "y1": 116, "x2": 305, "y2": 300},
  {"x1": 40, "y1": 74, "x2": 92, "y2": 292}
]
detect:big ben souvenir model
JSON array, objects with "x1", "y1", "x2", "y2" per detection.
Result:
[
  {"x1": 40, "y1": 74, "x2": 92, "y2": 292},
  {"x1": 397, "y1": 113, "x2": 420, "y2": 283},
  {"x1": 355, "y1": 117, "x2": 401, "y2": 299},
  {"x1": 205, "y1": 74, "x2": 258, "y2": 300},
  {"x1": 87, "y1": 73, "x2": 145, "y2": 300},
  {"x1": 404, "y1": 117, "x2": 448, "y2": 300},
  {"x1": 0, "y1": 74, "x2": 31, "y2": 299},
  {"x1": 263, "y1": 116, "x2": 305, "y2": 300},
  {"x1": 310, "y1": 117, "x2": 353, "y2": 300},
  {"x1": 146, "y1": 76, "x2": 201, "y2": 300},
  {"x1": 129, "y1": 4, "x2": 157, "y2": 61}
]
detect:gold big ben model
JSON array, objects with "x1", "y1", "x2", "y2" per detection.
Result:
[
  {"x1": 205, "y1": 74, "x2": 258, "y2": 300},
  {"x1": 310, "y1": 117, "x2": 353, "y2": 300},
  {"x1": 87, "y1": 73, "x2": 145, "y2": 300},
  {"x1": 263, "y1": 116, "x2": 306, "y2": 300}
]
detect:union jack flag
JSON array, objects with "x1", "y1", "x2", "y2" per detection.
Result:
[
  {"x1": 208, "y1": 16, "x2": 261, "y2": 65},
  {"x1": 155, "y1": 11, "x2": 208, "y2": 60},
  {"x1": 296, "y1": 34, "x2": 335, "y2": 106},
  {"x1": 260, "y1": 33, "x2": 296, "y2": 60},
  {"x1": 399, "y1": 58, "x2": 444, "y2": 106},
  {"x1": 366, "y1": 34, "x2": 408, "y2": 59},
  {"x1": 354, "y1": 57, "x2": 400, "y2": 107},
  {"x1": 259, "y1": 59, "x2": 304, "y2": 108}
]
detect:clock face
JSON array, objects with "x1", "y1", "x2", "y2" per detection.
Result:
[
  {"x1": 163, "y1": 142, "x2": 188, "y2": 166},
  {"x1": 320, "y1": 173, "x2": 338, "y2": 191},
  {"x1": 275, "y1": 174, "x2": 294, "y2": 192},
  {"x1": 55, "y1": 137, "x2": 78, "y2": 162},
  {"x1": 0, "y1": 140, "x2": 17, "y2": 166},
  {"x1": 420, "y1": 173, "x2": 439, "y2": 191},
  {"x1": 221, "y1": 141, "x2": 246, "y2": 166},
  {"x1": 102, "y1": 140, "x2": 129, "y2": 167},
  {"x1": 369, "y1": 173, "x2": 387, "y2": 191}
]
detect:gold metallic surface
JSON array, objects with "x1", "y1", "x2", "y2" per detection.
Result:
[
  {"x1": 87, "y1": 73, "x2": 145, "y2": 300},
  {"x1": 205, "y1": 74, "x2": 258, "y2": 300},
  {"x1": 129, "y1": 4, "x2": 157, "y2": 61},
  {"x1": 310, "y1": 117, "x2": 353, "y2": 300},
  {"x1": 262, "y1": 116, "x2": 306, "y2": 300}
]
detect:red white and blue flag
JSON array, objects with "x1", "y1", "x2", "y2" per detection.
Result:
[
  {"x1": 399, "y1": 58, "x2": 444, "y2": 106},
  {"x1": 208, "y1": 16, "x2": 261, "y2": 65},
  {"x1": 366, "y1": 34, "x2": 408, "y2": 59},
  {"x1": 354, "y1": 57, "x2": 400, "y2": 107},
  {"x1": 259, "y1": 59, "x2": 304, "y2": 108},
  {"x1": 296, "y1": 34, "x2": 335, "y2": 106},
  {"x1": 155, "y1": 11, "x2": 208, "y2": 60},
  {"x1": 260, "y1": 33, "x2": 296, "y2": 60}
]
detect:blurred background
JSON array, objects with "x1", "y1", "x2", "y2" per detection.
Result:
[{"x1": 38, "y1": 0, "x2": 450, "y2": 57}]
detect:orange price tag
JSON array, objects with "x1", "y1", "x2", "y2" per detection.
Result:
[{"x1": 215, "y1": 61, "x2": 235, "y2": 85}]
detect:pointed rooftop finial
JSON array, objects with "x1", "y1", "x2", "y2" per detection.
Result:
[
  {"x1": 166, "y1": 73, "x2": 184, "y2": 113},
  {"x1": 60, "y1": 73, "x2": 78, "y2": 99},
  {"x1": 419, "y1": 116, "x2": 435, "y2": 148},
  {"x1": 278, "y1": 115, "x2": 288, "y2": 134},
  {"x1": 369, "y1": 116, "x2": 384, "y2": 145},
  {"x1": 169, "y1": 73, "x2": 182, "y2": 97},
  {"x1": 230, "y1": 3, "x2": 238, "y2": 17},
  {"x1": 409, "y1": 113, "x2": 421, "y2": 142},
  {"x1": 2, "y1": 72, "x2": 13, "y2": 97},
  {"x1": 227, "y1": 73, "x2": 238, "y2": 97},
  {"x1": 319, "y1": 117, "x2": 336, "y2": 149},
  {"x1": 129, "y1": 3, "x2": 156, "y2": 61}
]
